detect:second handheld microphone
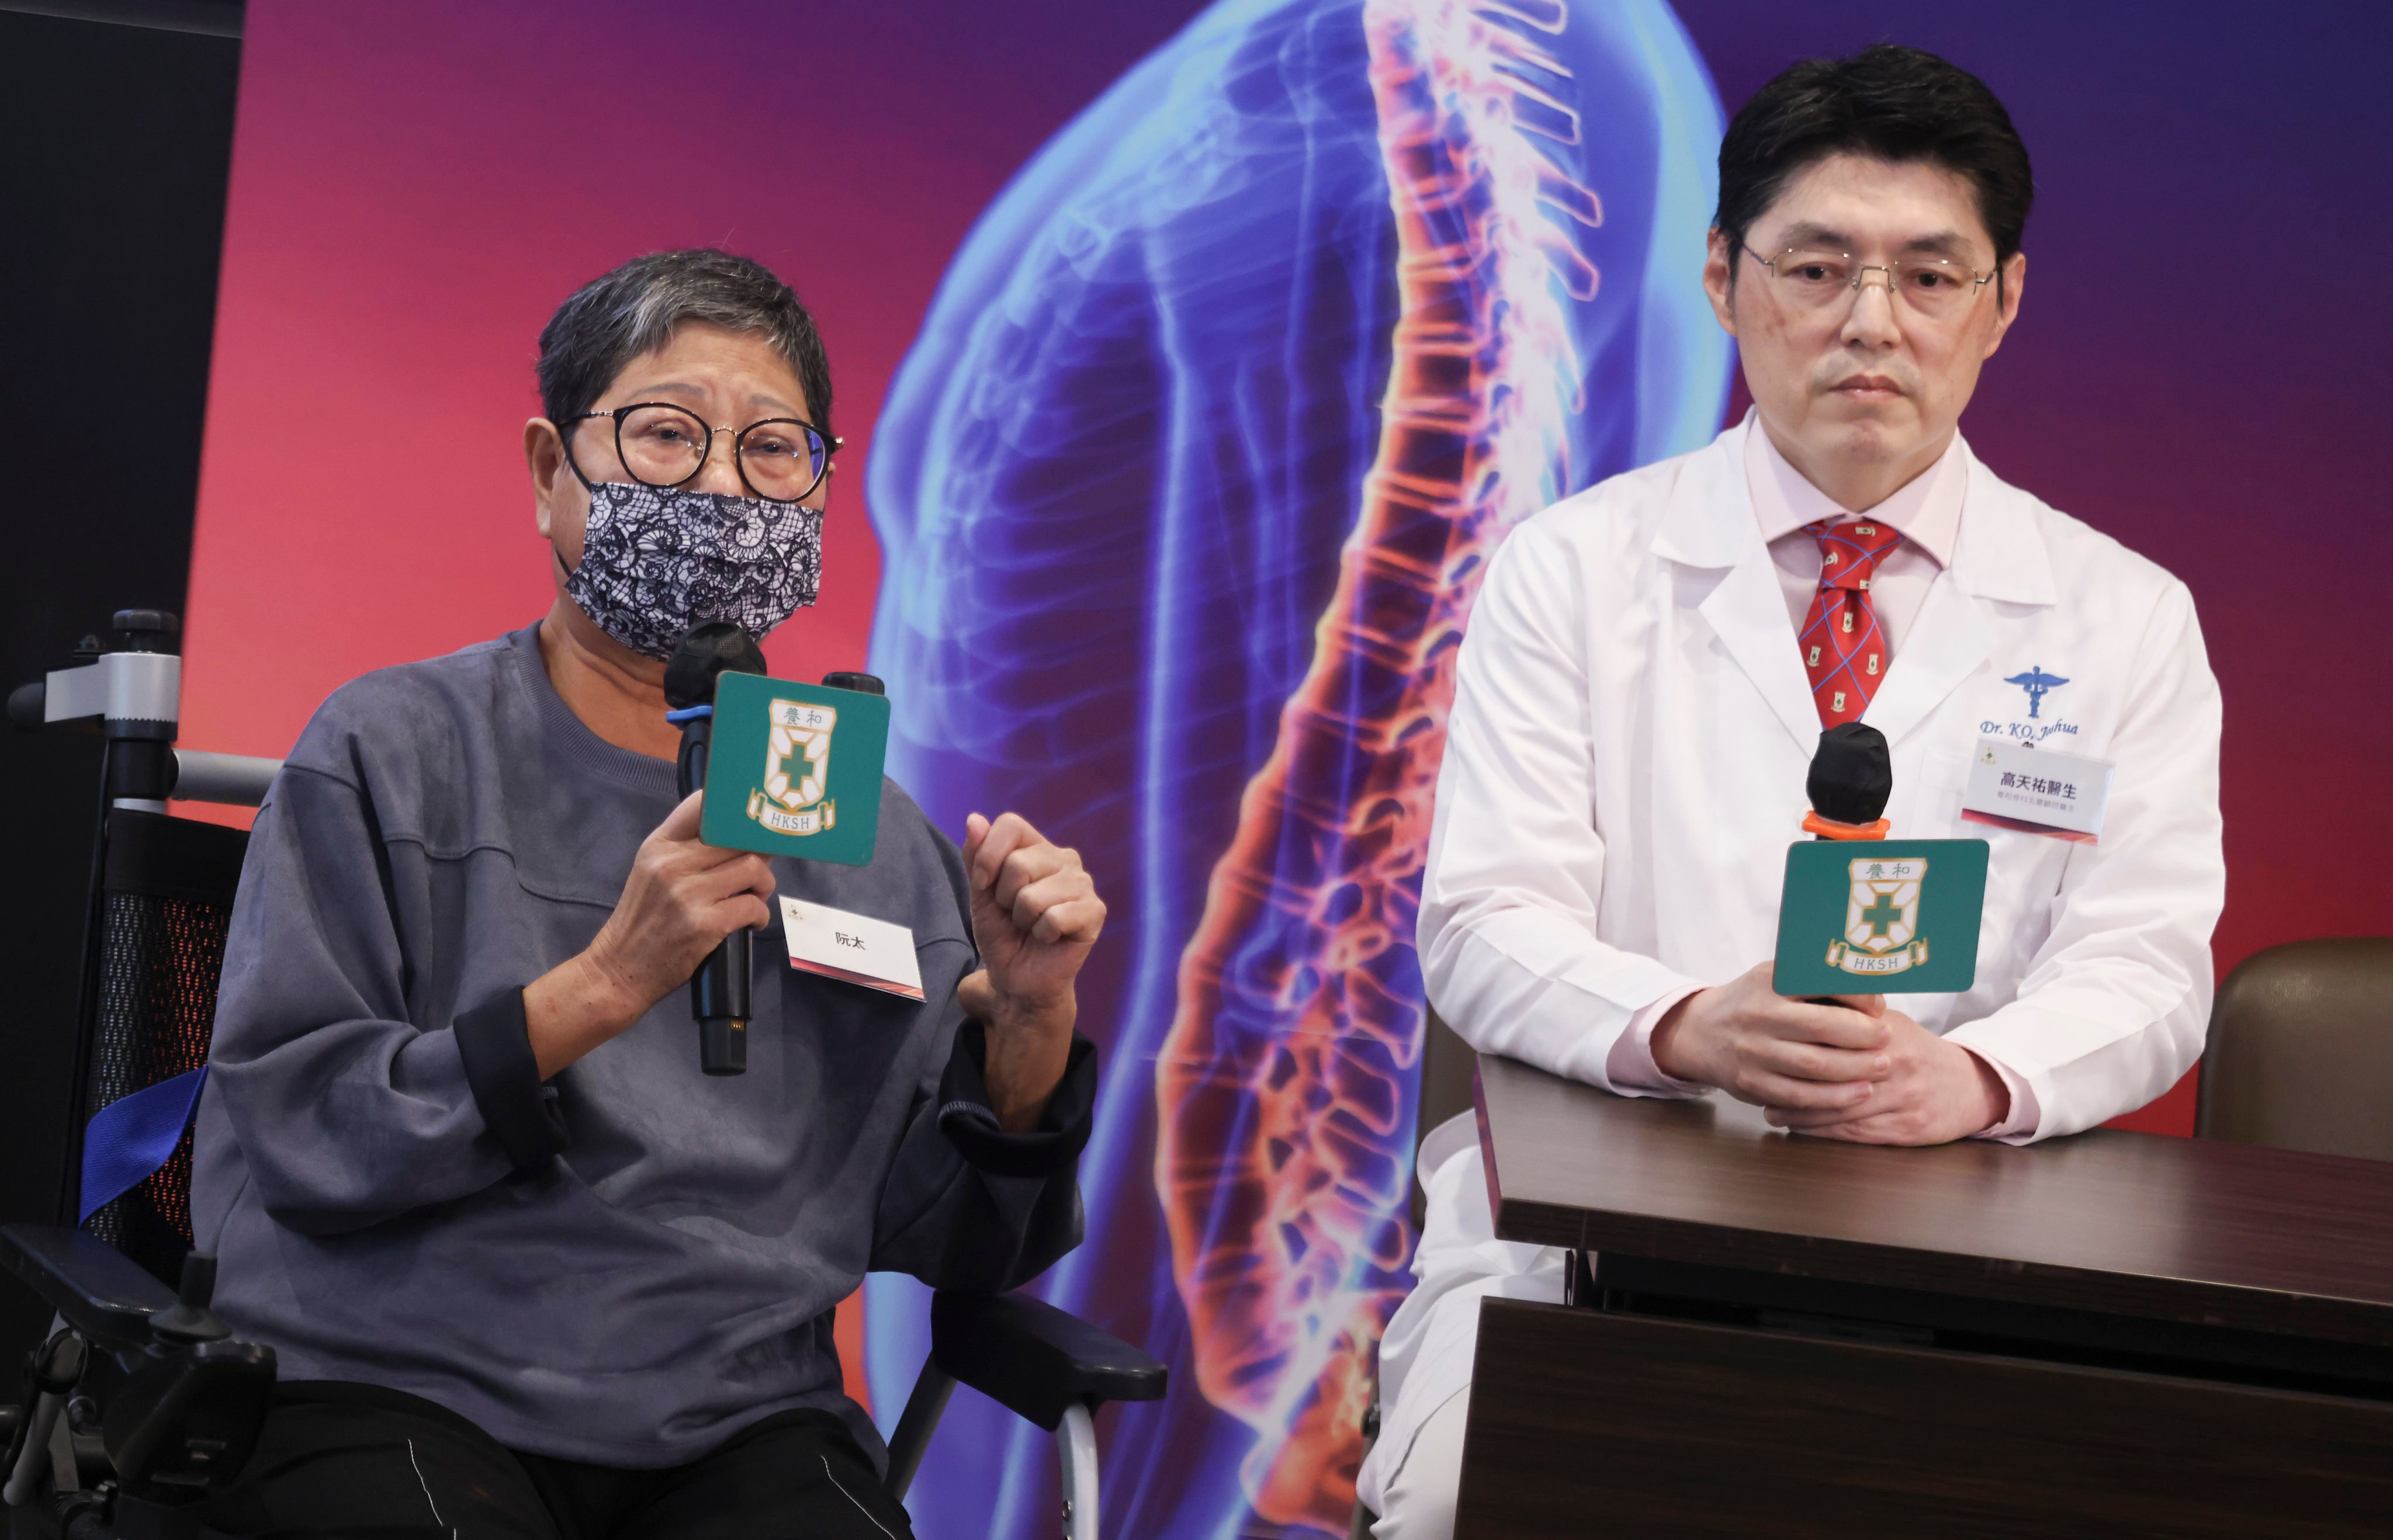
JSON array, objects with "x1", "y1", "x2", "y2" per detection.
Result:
[{"x1": 664, "y1": 622, "x2": 768, "y2": 1076}]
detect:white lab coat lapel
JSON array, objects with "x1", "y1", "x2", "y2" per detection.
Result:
[
  {"x1": 1859, "y1": 575, "x2": 1992, "y2": 749},
  {"x1": 1863, "y1": 441, "x2": 2058, "y2": 749},
  {"x1": 1652, "y1": 423, "x2": 1820, "y2": 755}
]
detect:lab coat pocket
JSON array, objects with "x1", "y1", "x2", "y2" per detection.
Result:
[
  {"x1": 1936, "y1": 745, "x2": 2072, "y2": 1014},
  {"x1": 1880, "y1": 746, "x2": 1970, "y2": 1030},
  {"x1": 1903, "y1": 744, "x2": 1973, "y2": 838}
]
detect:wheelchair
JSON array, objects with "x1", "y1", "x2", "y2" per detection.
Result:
[{"x1": 0, "y1": 610, "x2": 1163, "y2": 1540}]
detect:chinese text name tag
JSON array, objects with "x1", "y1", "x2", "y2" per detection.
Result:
[
  {"x1": 778, "y1": 896, "x2": 923, "y2": 1000},
  {"x1": 1772, "y1": 838, "x2": 1989, "y2": 997},
  {"x1": 1960, "y1": 736, "x2": 2113, "y2": 842},
  {"x1": 701, "y1": 672, "x2": 889, "y2": 866}
]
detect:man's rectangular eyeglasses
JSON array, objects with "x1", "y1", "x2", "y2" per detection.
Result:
[
  {"x1": 567, "y1": 404, "x2": 840, "y2": 504},
  {"x1": 1742, "y1": 244, "x2": 1995, "y2": 318}
]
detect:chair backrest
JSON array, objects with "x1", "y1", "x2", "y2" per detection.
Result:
[
  {"x1": 1407, "y1": 1007, "x2": 1476, "y2": 1229},
  {"x1": 2195, "y1": 937, "x2": 2393, "y2": 1161},
  {"x1": 77, "y1": 807, "x2": 249, "y2": 1282}
]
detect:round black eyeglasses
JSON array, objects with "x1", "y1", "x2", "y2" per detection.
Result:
[{"x1": 567, "y1": 403, "x2": 840, "y2": 504}]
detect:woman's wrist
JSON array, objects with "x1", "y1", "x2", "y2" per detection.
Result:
[
  {"x1": 524, "y1": 949, "x2": 650, "y2": 1080},
  {"x1": 979, "y1": 996, "x2": 1076, "y2": 1133}
]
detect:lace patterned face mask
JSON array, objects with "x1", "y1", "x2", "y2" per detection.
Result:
[{"x1": 562, "y1": 480, "x2": 823, "y2": 661}]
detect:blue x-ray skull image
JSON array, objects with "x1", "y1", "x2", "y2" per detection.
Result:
[{"x1": 863, "y1": 1, "x2": 1730, "y2": 1534}]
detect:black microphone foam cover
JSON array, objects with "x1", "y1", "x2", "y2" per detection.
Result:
[
  {"x1": 663, "y1": 622, "x2": 767, "y2": 709},
  {"x1": 821, "y1": 671, "x2": 885, "y2": 697},
  {"x1": 1807, "y1": 722, "x2": 1892, "y2": 827}
]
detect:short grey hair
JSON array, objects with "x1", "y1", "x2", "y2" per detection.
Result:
[{"x1": 535, "y1": 249, "x2": 834, "y2": 439}]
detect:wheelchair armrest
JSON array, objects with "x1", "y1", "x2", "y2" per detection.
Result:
[
  {"x1": 0, "y1": 1223, "x2": 175, "y2": 1344},
  {"x1": 930, "y1": 1290, "x2": 1166, "y2": 1433}
]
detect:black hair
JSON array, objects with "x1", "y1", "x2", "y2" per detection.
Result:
[
  {"x1": 1716, "y1": 45, "x2": 2033, "y2": 270},
  {"x1": 535, "y1": 248, "x2": 834, "y2": 439}
]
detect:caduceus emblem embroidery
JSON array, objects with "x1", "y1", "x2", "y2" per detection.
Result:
[{"x1": 749, "y1": 699, "x2": 838, "y2": 836}]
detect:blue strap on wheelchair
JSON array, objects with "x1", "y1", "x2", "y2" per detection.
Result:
[{"x1": 79, "y1": 1065, "x2": 209, "y2": 1225}]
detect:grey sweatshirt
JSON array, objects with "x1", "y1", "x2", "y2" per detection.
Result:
[{"x1": 189, "y1": 625, "x2": 1090, "y2": 1468}]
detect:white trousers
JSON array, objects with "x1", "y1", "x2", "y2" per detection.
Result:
[
  {"x1": 1356, "y1": 1114, "x2": 1566, "y2": 1538},
  {"x1": 1367, "y1": 1389, "x2": 1468, "y2": 1540}
]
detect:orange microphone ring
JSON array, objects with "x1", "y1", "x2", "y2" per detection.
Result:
[{"x1": 1803, "y1": 811, "x2": 1891, "y2": 841}]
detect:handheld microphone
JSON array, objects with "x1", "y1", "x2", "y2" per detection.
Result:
[
  {"x1": 663, "y1": 622, "x2": 768, "y2": 1076},
  {"x1": 1776, "y1": 720, "x2": 1989, "y2": 998},
  {"x1": 1795, "y1": 723, "x2": 1895, "y2": 1004},
  {"x1": 1803, "y1": 722, "x2": 1892, "y2": 841}
]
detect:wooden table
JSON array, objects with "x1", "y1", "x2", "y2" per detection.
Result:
[{"x1": 1457, "y1": 1052, "x2": 2393, "y2": 1538}]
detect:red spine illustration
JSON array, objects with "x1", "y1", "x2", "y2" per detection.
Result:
[{"x1": 1155, "y1": 1, "x2": 1599, "y2": 1525}]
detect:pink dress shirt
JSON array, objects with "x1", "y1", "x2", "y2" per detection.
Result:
[{"x1": 1602, "y1": 421, "x2": 2039, "y2": 1139}]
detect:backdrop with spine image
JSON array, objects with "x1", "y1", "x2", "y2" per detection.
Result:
[
  {"x1": 178, "y1": 2, "x2": 2393, "y2": 1537},
  {"x1": 861, "y1": 2, "x2": 1724, "y2": 1529}
]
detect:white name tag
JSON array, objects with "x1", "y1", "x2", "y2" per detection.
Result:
[
  {"x1": 1960, "y1": 737, "x2": 2112, "y2": 842},
  {"x1": 778, "y1": 897, "x2": 924, "y2": 1000}
]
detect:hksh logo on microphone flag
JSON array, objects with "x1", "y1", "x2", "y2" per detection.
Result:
[
  {"x1": 748, "y1": 698, "x2": 838, "y2": 836},
  {"x1": 1827, "y1": 857, "x2": 1929, "y2": 976},
  {"x1": 700, "y1": 672, "x2": 889, "y2": 868}
]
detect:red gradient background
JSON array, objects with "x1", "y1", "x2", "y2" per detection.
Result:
[
  {"x1": 183, "y1": 0, "x2": 2387, "y2": 1305},
  {"x1": 181, "y1": 0, "x2": 1216, "y2": 769}
]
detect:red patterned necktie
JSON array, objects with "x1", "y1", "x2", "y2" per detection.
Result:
[{"x1": 1799, "y1": 517, "x2": 1904, "y2": 728}]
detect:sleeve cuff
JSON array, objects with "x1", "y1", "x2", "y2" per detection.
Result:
[
  {"x1": 1959, "y1": 1044, "x2": 2042, "y2": 1142},
  {"x1": 1604, "y1": 984, "x2": 1710, "y2": 1097},
  {"x1": 937, "y1": 1018, "x2": 1096, "y2": 1179},
  {"x1": 452, "y1": 987, "x2": 570, "y2": 1174}
]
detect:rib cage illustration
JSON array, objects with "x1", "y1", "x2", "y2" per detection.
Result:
[{"x1": 1155, "y1": 1, "x2": 1601, "y2": 1524}]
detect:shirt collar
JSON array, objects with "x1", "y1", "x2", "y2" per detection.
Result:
[{"x1": 1742, "y1": 409, "x2": 1966, "y2": 568}]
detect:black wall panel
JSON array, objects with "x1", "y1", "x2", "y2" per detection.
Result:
[{"x1": 0, "y1": 1, "x2": 241, "y2": 1364}]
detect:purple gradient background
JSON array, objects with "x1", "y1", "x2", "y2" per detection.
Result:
[
  {"x1": 1677, "y1": 1, "x2": 2393, "y2": 1131},
  {"x1": 182, "y1": 1, "x2": 2392, "y2": 1531}
]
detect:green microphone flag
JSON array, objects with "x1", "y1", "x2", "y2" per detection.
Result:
[
  {"x1": 698, "y1": 671, "x2": 890, "y2": 867},
  {"x1": 1771, "y1": 838, "x2": 1989, "y2": 996}
]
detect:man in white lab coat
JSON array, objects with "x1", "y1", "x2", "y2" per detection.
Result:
[{"x1": 1359, "y1": 44, "x2": 2222, "y2": 1538}]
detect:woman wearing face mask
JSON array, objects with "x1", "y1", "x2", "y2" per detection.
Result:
[{"x1": 186, "y1": 250, "x2": 1102, "y2": 1538}]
